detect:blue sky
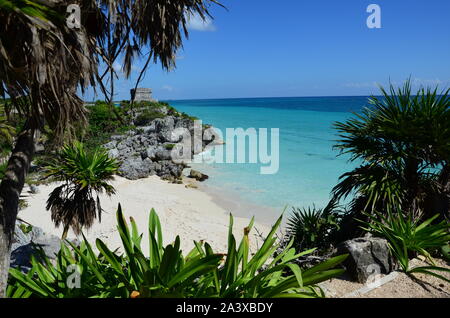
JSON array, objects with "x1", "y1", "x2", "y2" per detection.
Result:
[{"x1": 83, "y1": 0, "x2": 450, "y2": 101}]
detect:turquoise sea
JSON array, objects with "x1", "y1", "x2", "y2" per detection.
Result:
[{"x1": 168, "y1": 97, "x2": 368, "y2": 217}]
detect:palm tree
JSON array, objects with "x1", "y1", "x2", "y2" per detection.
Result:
[
  {"x1": 0, "y1": 0, "x2": 221, "y2": 296},
  {"x1": 45, "y1": 142, "x2": 118, "y2": 239},
  {"x1": 332, "y1": 80, "x2": 450, "y2": 222}
]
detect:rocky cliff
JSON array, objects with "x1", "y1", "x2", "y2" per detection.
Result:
[{"x1": 103, "y1": 106, "x2": 214, "y2": 182}]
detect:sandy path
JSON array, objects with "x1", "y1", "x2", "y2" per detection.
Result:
[{"x1": 18, "y1": 176, "x2": 271, "y2": 255}]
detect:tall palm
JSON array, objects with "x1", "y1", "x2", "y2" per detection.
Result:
[
  {"x1": 45, "y1": 142, "x2": 118, "y2": 239},
  {"x1": 332, "y1": 80, "x2": 450, "y2": 221},
  {"x1": 0, "y1": 0, "x2": 221, "y2": 296}
]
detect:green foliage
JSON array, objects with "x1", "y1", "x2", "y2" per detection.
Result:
[
  {"x1": 333, "y1": 80, "x2": 450, "y2": 219},
  {"x1": 361, "y1": 208, "x2": 450, "y2": 282},
  {"x1": 44, "y1": 142, "x2": 118, "y2": 237},
  {"x1": 287, "y1": 199, "x2": 344, "y2": 252},
  {"x1": 7, "y1": 206, "x2": 347, "y2": 298},
  {"x1": 0, "y1": 162, "x2": 6, "y2": 179},
  {"x1": 0, "y1": 0, "x2": 63, "y2": 23},
  {"x1": 19, "y1": 223, "x2": 33, "y2": 234},
  {"x1": 180, "y1": 112, "x2": 199, "y2": 121},
  {"x1": 164, "y1": 144, "x2": 175, "y2": 150},
  {"x1": 77, "y1": 102, "x2": 134, "y2": 153},
  {"x1": 0, "y1": 101, "x2": 14, "y2": 148},
  {"x1": 134, "y1": 109, "x2": 165, "y2": 126},
  {"x1": 45, "y1": 142, "x2": 118, "y2": 192}
]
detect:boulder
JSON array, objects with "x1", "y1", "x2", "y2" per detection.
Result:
[
  {"x1": 118, "y1": 157, "x2": 149, "y2": 180},
  {"x1": 155, "y1": 147, "x2": 173, "y2": 161},
  {"x1": 10, "y1": 221, "x2": 62, "y2": 271},
  {"x1": 108, "y1": 148, "x2": 120, "y2": 159},
  {"x1": 103, "y1": 141, "x2": 117, "y2": 150},
  {"x1": 28, "y1": 184, "x2": 39, "y2": 194},
  {"x1": 337, "y1": 236, "x2": 397, "y2": 283},
  {"x1": 146, "y1": 147, "x2": 158, "y2": 160},
  {"x1": 189, "y1": 169, "x2": 209, "y2": 182}
]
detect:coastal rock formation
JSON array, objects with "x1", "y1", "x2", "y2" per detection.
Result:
[
  {"x1": 104, "y1": 106, "x2": 212, "y2": 181},
  {"x1": 337, "y1": 237, "x2": 397, "y2": 283},
  {"x1": 189, "y1": 169, "x2": 209, "y2": 182},
  {"x1": 10, "y1": 220, "x2": 63, "y2": 271}
]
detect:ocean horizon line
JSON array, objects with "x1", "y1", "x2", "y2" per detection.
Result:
[
  {"x1": 163, "y1": 95, "x2": 376, "y2": 102},
  {"x1": 82, "y1": 95, "x2": 378, "y2": 104}
]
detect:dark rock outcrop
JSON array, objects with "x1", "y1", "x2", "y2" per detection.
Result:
[
  {"x1": 189, "y1": 169, "x2": 209, "y2": 182},
  {"x1": 336, "y1": 236, "x2": 397, "y2": 283}
]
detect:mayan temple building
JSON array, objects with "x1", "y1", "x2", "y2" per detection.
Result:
[{"x1": 130, "y1": 88, "x2": 155, "y2": 102}]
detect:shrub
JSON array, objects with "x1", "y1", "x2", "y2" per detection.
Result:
[
  {"x1": 0, "y1": 162, "x2": 6, "y2": 179},
  {"x1": 361, "y1": 208, "x2": 450, "y2": 282},
  {"x1": 164, "y1": 144, "x2": 175, "y2": 151},
  {"x1": 134, "y1": 110, "x2": 165, "y2": 126},
  {"x1": 286, "y1": 199, "x2": 344, "y2": 253},
  {"x1": 333, "y1": 81, "x2": 450, "y2": 221},
  {"x1": 7, "y1": 206, "x2": 348, "y2": 298}
]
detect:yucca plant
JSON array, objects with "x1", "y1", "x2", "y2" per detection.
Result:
[
  {"x1": 7, "y1": 205, "x2": 348, "y2": 298},
  {"x1": 45, "y1": 142, "x2": 119, "y2": 239},
  {"x1": 360, "y1": 208, "x2": 450, "y2": 282}
]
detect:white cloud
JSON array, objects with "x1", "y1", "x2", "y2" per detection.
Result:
[
  {"x1": 162, "y1": 85, "x2": 174, "y2": 92},
  {"x1": 342, "y1": 78, "x2": 447, "y2": 90},
  {"x1": 342, "y1": 81, "x2": 379, "y2": 88},
  {"x1": 113, "y1": 61, "x2": 123, "y2": 73},
  {"x1": 411, "y1": 78, "x2": 443, "y2": 86},
  {"x1": 186, "y1": 13, "x2": 216, "y2": 32}
]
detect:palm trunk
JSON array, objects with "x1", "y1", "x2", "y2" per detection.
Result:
[
  {"x1": 0, "y1": 127, "x2": 35, "y2": 297},
  {"x1": 404, "y1": 158, "x2": 420, "y2": 219}
]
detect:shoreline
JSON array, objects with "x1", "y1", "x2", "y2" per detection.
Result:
[
  {"x1": 195, "y1": 180, "x2": 281, "y2": 227},
  {"x1": 18, "y1": 175, "x2": 271, "y2": 254}
]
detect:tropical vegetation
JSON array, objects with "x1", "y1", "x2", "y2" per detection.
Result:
[
  {"x1": 0, "y1": 0, "x2": 222, "y2": 296},
  {"x1": 6, "y1": 206, "x2": 348, "y2": 298},
  {"x1": 44, "y1": 142, "x2": 118, "y2": 239},
  {"x1": 361, "y1": 208, "x2": 450, "y2": 282},
  {"x1": 333, "y1": 81, "x2": 450, "y2": 222},
  {"x1": 287, "y1": 81, "x2": 450, "y2": 283},
  {"x1": 286, "y1": 199, "x2": 344, "y2": 253}
]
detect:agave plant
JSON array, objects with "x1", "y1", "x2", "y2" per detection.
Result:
[
  {"x1": 45, "y1": 142, "x2": 118, "y2": 239},
  {"x1": 7, "y1": 205, "x2": 348, "y2": 298},
  {"x1": 360, "y1": 207, "x2": 450, "y2": 282}
]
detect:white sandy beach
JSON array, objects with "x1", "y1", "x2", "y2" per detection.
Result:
[{"x1": 18, "y1": 176, "x2": 271, "y2": 254}]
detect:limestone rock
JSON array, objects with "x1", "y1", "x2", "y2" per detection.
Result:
[
  {"x1": 337, "y1": 237, "x2": 397, "y2": 283},
  {"x1": 10, "y1": 221, "x2": 63, "y2": 272},
  {"x1": 189, "y1": 169, "x2": 209, "y2": 182},
  {"x1": 105, "y1": 113, "x2": 213, "y2": 181}
]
